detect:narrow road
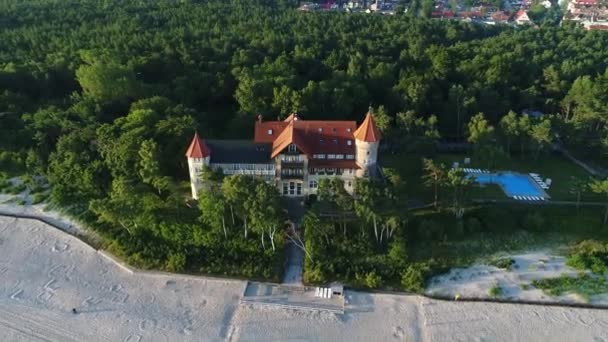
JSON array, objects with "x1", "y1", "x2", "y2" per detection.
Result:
[{"x1": 282, "y1": 198, "x2": 305, "y2": 285}]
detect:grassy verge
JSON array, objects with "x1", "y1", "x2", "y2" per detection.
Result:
[{"x1": 532, "y1": 274, "x2": 608, "y2": 300}]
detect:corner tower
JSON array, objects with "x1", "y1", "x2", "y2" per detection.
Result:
[
  {"x1": 354, "y1": 111, "x2": 381, "y2": 177},
  {"x1": 185, "y1": 132, "x2": 211, "y2": 199}
]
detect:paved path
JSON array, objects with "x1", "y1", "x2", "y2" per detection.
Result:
[{"x1": 282, "y1": 198, "x2": 305, "y2": 285}]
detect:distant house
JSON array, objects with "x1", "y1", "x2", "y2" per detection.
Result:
[
  {"x1": 432, "y1": 10, "x2": 455, "y2": 18},
  {"x1": 573, "y1": 0, "x2": 598, "y2": 6},
  {"x1": 514, "y1": 10, "x2": 532, "y2": 25},
  {"x1": 491, "y1": 11, "x2": 511, "y2": 23},
  {"x1": 584, "y1": 23, "x2": 608, "y2": 30}
]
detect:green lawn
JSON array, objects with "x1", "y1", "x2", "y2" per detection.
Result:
[{"x1": 382, "y1": 151, "x2": 601, "y2": 202}]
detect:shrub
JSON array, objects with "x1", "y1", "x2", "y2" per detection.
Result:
[
  {"x1": 418, "y1": 219, "x2": 443, "y2": 240},
  {"x1": 166, "y1": 253, "x2": 186, "y2": 272},
  {"x1": 566, "y1": 240, "x2": 608, "y2": 274},
  {"x1": 465, "y1": 217, "x2": 483, "y2": 233},
  {"x1": 304, "y1": 265, "x2": 327, "y2": 284},
  {"x1": 31, "y1": 192, "x2": 49, "y2": 205},
  {"x1": 7, "y1": 183, "x2": 26, "y2": 194},
  {"x1": 356, "y1": 271, "x2": 383, "y2": 289},
  {"x1": 401, "y1": 263, "x2": 431, "y2": 293},
  {"x1": 489, "y1": 257, "x2": 515, "y2": 270},
  {"x1": 522, "y1": 212, "x2": 545, "y2": 231},
  {"x1": 388, "y1": 239, "x2": 408, "y2": 267},
  {"x1": 489, "y1": 284, "x2": 503, "y2": 297}
]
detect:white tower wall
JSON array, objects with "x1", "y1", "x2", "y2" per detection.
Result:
[
  {"x1": 188, "y1": 156, "x2": 210, "y2": 199},
  {"x1": 355, "y1": 140, "x2": 379, "y2": 177}
]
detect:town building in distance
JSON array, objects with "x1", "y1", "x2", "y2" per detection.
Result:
[{"x1": 185, "y1": 111, "x2": 381, "y2": 199}]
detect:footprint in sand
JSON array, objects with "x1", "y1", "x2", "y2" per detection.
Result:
[
  {"x1": 10, "y1": 289, "x2": 23, "y2": 300},
  {"x1": 137, "y1": 293, "x2": 156, "y2": 306},
  {"x1": 124, "y1": 334, "x2": 142, "y2": 342},
  {"x1": 139, "y1": 319, "x2": 157, "y2": 332},
  {"x1": 83, "y1": 296, "x2": 103, "y2": 307},
  {"x1": 393, "y1": 326, "x2": 405, "y2": 338},
  {"x1": 44, "y1": 278, "x2": 59, "y2": 291},
  {"x1": 36, "y1": 290, "x2": 54, "y2": 303},
  {"x1": 51, "y1": 241, "x2": 70, "y2": 252}
]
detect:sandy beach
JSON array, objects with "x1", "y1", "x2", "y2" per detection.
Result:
[{"x1": 2, "y1": 215, "x2": 608, "y2": 341}]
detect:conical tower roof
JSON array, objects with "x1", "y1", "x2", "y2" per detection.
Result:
[
  {"x1": 354, "y1": 112, "x2": 382, "y2": 142},
  {"x1": 185, "y1": 132, "x2": 211, "y2": 158}
]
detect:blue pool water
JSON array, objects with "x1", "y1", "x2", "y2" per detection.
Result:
[{"x1": 472, "y1": 172, "x2": 544, "y2": 197}]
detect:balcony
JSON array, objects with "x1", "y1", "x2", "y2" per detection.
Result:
[
  {"x1": 281, "y1": 160, "x2": 304, "y2": 168},
  {"x1": 223, "y1": 169, "x2": 275, "y2": 176}
]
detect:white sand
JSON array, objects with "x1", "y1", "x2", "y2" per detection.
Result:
[
  {"x1": 2, "y1": 216, "x2": 608, "y2": 341},
  {"x1": 426, "y1": 252, "x2": 608, "y2": 304}
]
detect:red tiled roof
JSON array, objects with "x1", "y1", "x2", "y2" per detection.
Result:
[
  {"x1": 185, "y1": 132, "x2": 211, "y2": 158},
  {"x1": 588, "y1": 25, "x2": 608, "y2": 30},
  {"x1": 354, "y1": 112, "x2": 382, "y2": 142},
  {"x1": 255, "y1": 116, "x2": 358, "y2": 157},
  {"x1": 309, "y1": 160, "x2": 360, "y2": 169},
  {"x1": 515, "y1": 10, "x2": 530, "y2": 20},
  {"x1": 575, "y1": 0, "x2": 597, "y2": 5}
]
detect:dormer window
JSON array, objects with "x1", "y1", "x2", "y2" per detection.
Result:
[
  {"x1": 318, "y1": 128, "x2": 323, "y2": 132},
  {"x1": 347, "y1": 140, "x2": 352, "y2": 146},
  {"x1": 267, "y1": 129, "x2": 273, "y2": 135},
  {"x1": 288, "y1": 144, "x2": 297, "y2": 153}
]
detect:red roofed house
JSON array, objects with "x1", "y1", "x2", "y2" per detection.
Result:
[
  {"x1": 514, "y1": 10, "x2": 532, "y2": 25},
  {"x1": 185, "y1": 111, "x2": 381, "y2": 199}
]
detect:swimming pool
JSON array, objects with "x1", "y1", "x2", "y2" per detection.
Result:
[{"x1": 471, "y1": 172, "x2": 547, "y2": 198}]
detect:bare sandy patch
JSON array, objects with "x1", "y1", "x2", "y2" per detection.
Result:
[{"x1": 426, "y1": 251, "x2": 608, "y2": 304}]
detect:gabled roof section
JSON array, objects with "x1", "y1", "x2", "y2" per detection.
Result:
[
  {"x1": 185, "y1": 132, "x2": 211, "y2": 158},
  {"x1": 354, "y1": 112, "x2": 382, "y2": 143},
  {"x1": 271, "y1": 120, "x2": 310, "y2": 158}
]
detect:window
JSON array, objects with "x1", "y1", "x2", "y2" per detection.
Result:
[
  {"x1": 367, "y1": 151, "x2": 370, "y2": 156},
  {"x1": 318, "y1": 127, "x2": 323, "y2": 132},
  {"x1": 348, "y1": 169, "x2": 353, "y2": 174},
  {"x1": 336, "y1": 154, "x2": 344, "y2": 159},
  {"x1": 314, "y1": 154, "x2": 325, "y2": 159},
  {"x1": 268, "y1": 129, "x2": 273, "y2": 135},
  {"x1": 347, "y1": 181, "x2": 352, "y2": 187},
  {"x1": 283, "y1": 182, "x2": 288, "y2": 195},
  {"x1": 346, "y1": 154, "x2": 355, "y2": 160},
  {"x1": 309, "y1": 180, "x2": 318, "y2": 188},
  {"x1": 327, "y1": 154, "x2": 336, "y2": 159},
  {"x1": 347, "y1": 140, "x2": 352, "y2": 146},
  {"x1": 297, "y1": 183, "x2": 302, "y2": 195},
  {"x1": 288, "y1": 144, "x2": 297, "y2": 153}
]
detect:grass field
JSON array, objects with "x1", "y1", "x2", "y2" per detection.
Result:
[{"x1": 382, "y1": 150, "x2": 601, "y2": 202}]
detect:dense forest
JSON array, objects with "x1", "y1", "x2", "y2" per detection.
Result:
[{"x1": 1, "y1": 0, "x2": 608, "y2": 282}]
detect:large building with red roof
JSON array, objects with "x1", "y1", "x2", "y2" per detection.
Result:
[{"x1": 185, "y1": 111, "x2": 381, "y2": 199}]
